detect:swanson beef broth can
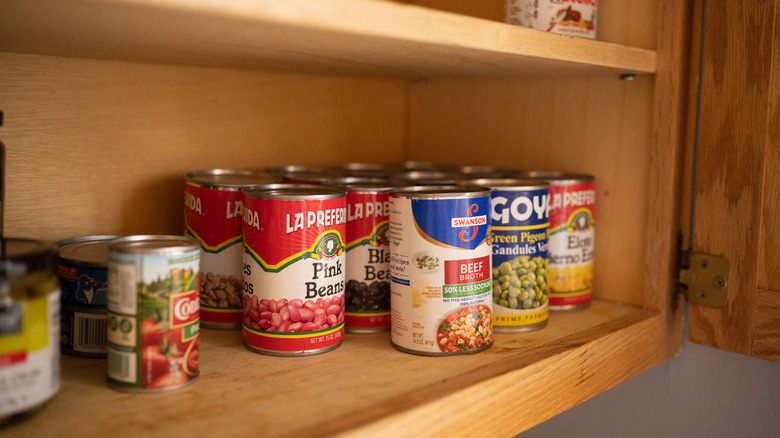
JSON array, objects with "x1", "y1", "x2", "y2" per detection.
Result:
[
  {"x1": 389, "y1": 186, "x2": 494, "y2": 356},
  {"x1": 340, "y1": 182, "x2": 394, "y2": 333},
  {"x1": 526, "y1": 172, "x2": 595, "y2": 310},
  {"x1": 241, "y1": 185, "x2": 347, "y2": 356},
  {"x1": 461, "y1": 178, "x2": 550, "y2": 332},
  {"x1": 106, "y1": 236, "x2": 201, "y2": 392},
  {"x1": 185, "y1": 169, "x2": 280, "y2": 329},
  {"x1": 56, "y1": 235, "x2": 118, "y2": 357}
]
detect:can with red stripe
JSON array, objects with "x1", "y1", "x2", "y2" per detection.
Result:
[
  {"x1": 340, "y1": 182, "x2": 394, "y2": 333},
  {"x1": 525, "y1": 172, "x2": 595, "y2": 310},
  {"x1": 389, "y1": 186, "x2": 494, "y2": 356},
  {"x1": 184, "y1": 169, "x2": 280, "y2": 329},
  {"x1": 241, "y1": 185, "x2": 347, "y2": 356}
]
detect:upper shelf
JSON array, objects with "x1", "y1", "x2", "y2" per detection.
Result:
[{"x1": 0, "y1": 0, "x2": 656, "y2": 78}]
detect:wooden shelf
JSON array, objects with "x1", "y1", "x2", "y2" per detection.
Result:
[
  {"x1": 6, "y1": 300, "x2": 668, "y2": 437},
  {"x1": 0, "y1": 0, "x2": 655, "y2": 78}
]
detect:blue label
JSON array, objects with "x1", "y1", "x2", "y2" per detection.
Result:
[
  {"x1": 491, "y1": 188, "x2": 549, "y2": 266},
  {"x1": 410, "y1": 196, "x2": 490, "y2": 250}
]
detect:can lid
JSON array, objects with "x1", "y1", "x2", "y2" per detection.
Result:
[
  {"x1": 186, "y1": 169, "x2": 281, "y2": 188},
  {"x1": 244, "y1": 185, "x2": 346, "y2": 201},
  {"x1": 457, "y1": 177, "x2": 549, "y2": 190},
  {"x1": 57, "y1": 235, "x2": 118, "y2": 266},
  {"x1": 0, "y1": 238, "x2": 56, "y2": 279},
  {"x1": 108, "y1": 235, "x2": 200, "y2": 255},
  {"x1": 390, "y1": 185, "x2": 491, "y2": 199},
  {"x1": 517, "y1": 170, "x2": 595, "y2": 184}
]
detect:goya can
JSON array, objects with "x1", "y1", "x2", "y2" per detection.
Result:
[
  {"x1": 506, "y1": 0, "x2": 597, "y2": 39},
  {"x1": 340, "y1": 182, "x2": 394, "y2": 333},
  {"x1": 462, "y1": 178, "x2": 550, "y2": 332},
  {"x1": 106, "y1": 236, "x2": 200, "y2": 392},
  {"x1": 389, "y1": 186, "x2": 493, "y2": 356},
  {"x1": 0, "y1": 238, "x2": 60, "y2": 422},
  {"x1": 526, "y1": 172, "x2": 595, "y2": 310},
  {"x1": 242, "y1": 185, "x2": 347, "y2": 356},
  {"x1": 185, "y1": 169, "x2": 279, "y2": 329},
  {"x1": 56, "y1": 235, "x2": 117, "y2": 357}
]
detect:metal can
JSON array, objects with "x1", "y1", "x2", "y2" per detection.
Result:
[
  {"x1": 106, "y1": 236, "x2": 200, "y2": 392},
  {"x1": 339, "y1": 182, "x2": 394, "y2": 333},
  {"x1": 1, "y1": 238, "x2": 60, "y2": 421},
  {"x1": 265, "y1": 165, "x2": 343, "y2": 184},
  {"x1": 241, "y1": 185, "x2": 347, "y2": 356},
  {"x1": 185, "y1": 169, "x2": 279, "y2": 329},
  {"x1": 460, "y1": 178, "x2": 550, "y2": 332},
  {"x1": 389, "y1": 186, "x2": 493, "y2": 356},
  {"x1": 526, "y1": 172, "x2": 595, "y2": 310},
  {"x1": 56, "y1": 235, "x2": 117, "y2": 357},
  {"x1": 506, "y1": 0, "x2": 597, "y2": 39}
]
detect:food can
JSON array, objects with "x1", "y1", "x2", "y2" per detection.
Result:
[
  {"x1": 56, "y1": 235, "x2": 117, "y2": 357},
  {"x1": 328, "y1": 162, "x2": 395, "y2": 179},
  {"x1": 390, "y1": 170, "x2": 462, "y2": 186},
  {"x1": 185, "y1": 169, "x2": 280, "y2": 329},
  {"x1": 525, "y1": 172, "x2": 595, "y2": 310},
  {"x1": 339, "y1": 182, "x2": 394, "y2": 333},
  {"x1": 506, "y1": 0, "x2": 597, "y2": 39},
  {"x1": 389, "y1": 186, "x2": 494, "y2": 356},
  {"x1": 460, "y1": 178, "x2": 550, "y2": 332},
  {"x1": 106, "y1": 236, "x2": 200, "y2": 392},
  {"x1": 0, "y1": 238, "x2": 60, "y2": 422},
  {"x1": 241, "y1": 185, "x2": 347, "y2": 356},
  {"x1": 265, "y1": 165, "x2": 343, "y2": 184}
]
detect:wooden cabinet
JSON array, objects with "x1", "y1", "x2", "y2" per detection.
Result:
[{"x1": 4, "y1": 0, "x2": 770, "y2": 436}]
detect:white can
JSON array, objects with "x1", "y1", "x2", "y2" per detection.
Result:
[
  {"x1": 506, "y1": 0, "x2": 597, "y2": 39},
  {"x1": 389, "y1": 186, "x2": 494, "y2": 356}
]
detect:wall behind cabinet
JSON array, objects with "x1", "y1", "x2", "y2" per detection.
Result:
[{"x1": 0, "y1": 53, "x2": 407, "y2": 242}]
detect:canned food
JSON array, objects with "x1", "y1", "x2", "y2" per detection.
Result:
[
  {"x1": 461, "y1": 178, "x2": 550, "y2": 331},
  {"x1": 185, "y1": 169, "x2": 279, "y2": 329},
  {"x1": 265, "y1": 165, "x2": 342, "y2": 184},
  {"x1": 241, "y1": 185, "x2": 347, "y2": 356},
  {"x1": 340, "y1": 182, "x2": 394, "y2": 333},
  {"x1": 106, "y1": 236, "x2": 200, "y2": 392},
  {"x1": 506, "y1": 0, "x2": 597, "y2": 39},
  {"x1": 1, "y1": 238, "x2": 60, "y2": 421},
  {"x1": 525, "y1": 172, "x2": 595, "y2": 310},
  {"x1": 56, "y1": 235, "x2": 117, "y2": 357},
  {"x1": 389, "y1": 186, "x2": 493, "y2": 356}
]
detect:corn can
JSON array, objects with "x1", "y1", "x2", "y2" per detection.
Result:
[
  {"x1": 241, "y1": 185, "x2": 347, "y2": 356},
  {"x1": 106, "y1": 236, "x2": 200, "y2": 392}
]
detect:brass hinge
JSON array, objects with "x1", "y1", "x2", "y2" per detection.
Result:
[{"x1": 678, "y1": 251, "x2": 730, "y2": 308}]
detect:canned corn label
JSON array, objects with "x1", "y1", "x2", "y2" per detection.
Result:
[
  {"x1": 506, "y1": 0, "x2": 597, "y2": 39},
  {"x1": 389, "y1": 190, "x2": 493, "y2": 355},
  {"x1": 490, "y1": 187, "x2": 550, "y2": 329},
  {"x1": 242, "y1": 192, "x2": 347, "y2": 355},
  {"x1": 185, "y1": 183, "x2": 244, "y2": 327},
  {"x1": 548, "y1": 181, "x2": 595, "y2": 308},
  {"x1": 344, "y1": 191, "x2": 391, "y2": 332},
  {"x1": 106, "y1": 241, "x2": 200, "y2": 391}
]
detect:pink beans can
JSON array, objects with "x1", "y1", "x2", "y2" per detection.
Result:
[
  {"x1": 184, "y1": 169, "x2": 280, "y2": 329},
  {"x1": 241, "y1": 185, "x2": 347, "y2": 356}
]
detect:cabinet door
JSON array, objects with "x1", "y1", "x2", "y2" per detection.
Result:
[{"x1": 686, "y1": 0, "x2": 780, "y2": 362}]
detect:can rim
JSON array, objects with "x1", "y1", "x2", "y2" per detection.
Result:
[
  {"x1": 390, "y1": 185, "x2": 491, "y2": 198},
  {"x1": 185, "y1": 169, "x2": 280, "y2": 189},
  {"x1": 518, "y1": 170, "x2": 595, "y2": 184},
  {"x1": 57, "y1": 235, "x2": 119, "y2": 266},
  {"x1": 457, "y1": 177, "x2": 549, "y2": 190},
  {"x1": 108, "y1": 235, "x2": 200, "y2": 254},
  {"x1": 243, "y1": 185, "x2": 345, "y2": 200}
]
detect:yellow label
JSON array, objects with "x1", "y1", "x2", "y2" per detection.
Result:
[{"x1": 0, "y1": 294, "x2": 49, "y2": 354}]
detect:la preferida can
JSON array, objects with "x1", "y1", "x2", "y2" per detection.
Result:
[
  {"x1": 506, "y1": 0, "x2": 597, "y2": 39},
  {"x1": 241, "y1": 185, "x2": 347, "y2": 356},
  {"x1": 340, "y1": 182, "x2": 394, "y2": 333},
  {"x1": 461, "y1": 178, "x2": 550, "y2": 332},
  {"x1": 526, "y1": 172, "x2": 595, "y2": 310},
  {"x1": 185, "y1": 169, "x2": 279, "y2": 329},
  {"x1": 389, "y1": 186, "x2": 494, "y2": 356},
  {"x1": 0, "y1": 239, "x2": 60, "y2": 421},
  {"x1": 56, "y1": 235, "x2": 118, "y2": 357},
  {"x1": 106, "y1": 236, "x2": 201, "y2": 392}
]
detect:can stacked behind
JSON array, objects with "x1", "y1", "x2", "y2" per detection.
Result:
[
  {"x1": 184, "y1": 169, "x2": 280, "y2": 329},
  {"x1": 56, "y1": 235, "x2": 117, "y2": 357}
]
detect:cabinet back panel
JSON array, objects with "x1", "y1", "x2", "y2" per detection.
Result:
[
  {"x1": 407, "y1": 76, "x2": 655, "y2": 306},
  {"x1": 0, "y1": 53, "x2": 407, "y2": 242}
]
